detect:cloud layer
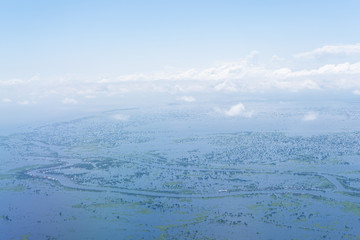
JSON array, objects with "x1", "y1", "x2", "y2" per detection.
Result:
[
  {"x1": 295, "y1": 43, "x2": 360, "y2": 58},
  {"x1": 2, "y1": 44, "x2": 360, "y2": 105},
  {"x1": 216, "y1": 103, "x2": 253, "y2": 118},
  {"x1": 302, "y1": 112, "x2": 319, "y2": 121}
]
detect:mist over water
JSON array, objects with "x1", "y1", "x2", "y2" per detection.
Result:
[{"x1": 2, "y1": 89, "x2": 360, "y2": 239}]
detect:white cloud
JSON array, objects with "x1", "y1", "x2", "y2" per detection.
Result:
[
  {"x1": 2, "y1": 98, "x2": 12, "y2": 103},
  {"x1": 84, "y1": 95, "x2": 97, "y2": 99},
  {"x1": 0, "y1": 78, "x2": 26, "y2": 86},
  {"x1": 111, "y1": 114, "x2": 129, "y2": 121},
  {"x1": 18, "y1": 100, "x2": 30, "y2": 105},
  {"x1": 217, "y1": 103, "x2": 253, "y2": 118},
  {"x1": 4, "y1": 59, "x2": 360, "y2": 100},
  {"x1": 3, "y1": 45, "x2": 360, "y2": 104},
  {"x1": 62, "y1": 98, "x2": 78, "y2": 104},
  {"x1": 214, "y1": 80, "x2": 238, "y2": 92},
  {"x1": 295, "y1": 43, "x2": 360, "y2": 58},
  {"x1": 272, "y1": 62, "x2": 360, "y2": 78},
  {"x1": 353, "y1": 90, "x2": 360, "y2": 95},
  {"x1": 179, "y1": 96, "x2": 196, "y2": 102},
  {"x1": 302, "y1": 112, "x2": 318, "y2": 121},
  {"x1": 270, "y1": 55, "x2": 285, "y2": 63},
  {"x1": 110, "y1": 60, "x2": 360, "y2": 92}
]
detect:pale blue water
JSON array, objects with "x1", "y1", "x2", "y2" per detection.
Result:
[{"x1": 1, "y1": 98, "x2": 360, "y2": 239}]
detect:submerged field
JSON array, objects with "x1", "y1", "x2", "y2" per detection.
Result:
[{"x1": 1, "y1": 101, "x2": 360, "y2": 239}]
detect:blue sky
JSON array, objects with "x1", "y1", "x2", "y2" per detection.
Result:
[
  {"x1": 1, "y1": 0, "x2": 359, "y2": 77},
  {"x1": 1, "y1": 0, "x2": 360, "y2": 105}
]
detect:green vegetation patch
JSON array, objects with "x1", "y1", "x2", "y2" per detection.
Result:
[
  {"x1": 154, "y1": 224, "x2": 178, "y2": 231},
  {"x1": 0, "y1": 185, "x2": 26, "y2": 192},
  {"x1": 9, "y1": 165, "x2": 42, "y2": 173},
  {"x1": 163, "y1": 181, "x2": 183, "y2": 189},
  {"x1": 72, "y1": 163, "x2": 94, "y2": 170},
  {"x1": 0, "y1": 174, "x2": 13, "y2": 180},
  {"x1": 339, "y1": 201, "x2": 360, "y2": 216},
  {"x1": 17, "y1": 234, "x2": 30, "y2": 240}
]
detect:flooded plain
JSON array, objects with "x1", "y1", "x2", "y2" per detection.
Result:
[{"x1": 1, "y1": 100, "x2": 360, "y2": 239}]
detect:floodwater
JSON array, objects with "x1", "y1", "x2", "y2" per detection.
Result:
[{"x1": 1, "y1": 99, "x2": 360, "y2": 240}]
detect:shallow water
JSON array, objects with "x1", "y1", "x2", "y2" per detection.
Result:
[{"x1": 1, "y1": 100, "x2": 360, "y2": 239}]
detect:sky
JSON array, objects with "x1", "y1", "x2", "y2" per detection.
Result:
[{"x1": 1, "y1": 0, "x2": 360, "y2": 107}]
